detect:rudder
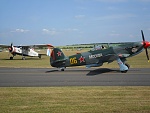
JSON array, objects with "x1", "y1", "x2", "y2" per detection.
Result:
[{"x1": 50, "y1": 48, "x2": 66, "y2": 67}]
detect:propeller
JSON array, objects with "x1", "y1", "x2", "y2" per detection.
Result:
[
  {"x1": 8, "y1": 43, "x2": 13, "y2": 53},
  {"x1": 141, "y1": 30, "x2": 150, "y2": 62}
]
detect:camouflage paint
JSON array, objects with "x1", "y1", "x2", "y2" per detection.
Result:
[{"x1": 50, "y1": 42, "x2": 144, "y2": 68}]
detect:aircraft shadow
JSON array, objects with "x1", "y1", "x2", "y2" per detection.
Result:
[
  {"x1": 1, "y1": 58, "x2": 42, "y2": 60},
  {"x1": 45, "y1": 70, "x2": 59, "y2": 73},
  {"x1": 45, "y1": 68, "x2": 120, "y2": 75},
  {"x1": 86, "y1": 68, "x2": 120, "y2": 76}
]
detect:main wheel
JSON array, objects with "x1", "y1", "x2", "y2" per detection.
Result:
[
  {"x1": 22, "y1": 57, "x2": 26, "y2": 60},
  {"x1": 39, "y1": 55, "x2": 41, "y2": 59},
  {"x1": 121, "y1": 70, "x2": 128, "y2": 73},
  {"x1": 10, "y1": 56, "x2": 13, "y2": 60}
]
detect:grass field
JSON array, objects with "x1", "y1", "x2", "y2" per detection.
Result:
[
  {"x1": 0, "y1": 49, "x2": 150, "y2": 68},
  {"x1": 0, "y1": 87, "x2": 150, "y2": 113},
  {"x1": 0, "y1": 49, "x2": 150, "y2": 113}
]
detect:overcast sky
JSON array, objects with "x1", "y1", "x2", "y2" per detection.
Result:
[{"x1": 0, "y1": 0, "x2": 150, "y2": 46}]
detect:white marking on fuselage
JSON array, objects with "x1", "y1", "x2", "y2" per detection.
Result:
[{"x1": 89, "y1": 53, "x2": 102, "y2": 59}]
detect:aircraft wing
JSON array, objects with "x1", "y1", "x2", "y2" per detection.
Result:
[
  {"x1": 100, "y1": 54, "x2": 117, "y2": 63},
  {"x1": 31, "y1": 44, "x2": 53, "y2": 48},
  {"x1": 0, "y1": 44, "x2": 54, "y2": 48},
  {"x1": 100, "y1": 53, "x2": 130, "y2": 63},
  {"x1": 20, "y1": 44, "x2": 54, "y2": 48}
]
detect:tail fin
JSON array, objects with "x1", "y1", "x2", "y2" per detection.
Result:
[{"x1": 50, "y1": 48, "x2": 66, "y2": 67}]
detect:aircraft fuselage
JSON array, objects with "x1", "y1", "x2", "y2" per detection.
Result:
[
  {"x1": 50, "y1": 42, "x2": 144, "y2": 68},
  {"x1": 11, "y1": 46, "x2": 39, "y2": 57}
]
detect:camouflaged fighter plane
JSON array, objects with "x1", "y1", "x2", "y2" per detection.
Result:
[{"x1": 50, "y1": 30, "x2": 150, "y2": 73}]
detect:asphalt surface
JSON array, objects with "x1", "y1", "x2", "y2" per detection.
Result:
[{"x1": 0, "y1": 67, "x2": 150, "y2": 87}]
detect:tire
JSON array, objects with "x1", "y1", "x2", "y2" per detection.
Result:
[
  {"x1": 10, "y1": 57, "x2": 13, "y2": 60},
  {"x1": 39, "y1": 55, "x2": 41, "y2": 59},
  {"x1": 121, "y1": 70, "x2": 128, "y2": 73},
  {"x1": 22, "y1": 57, "x2": 26, "y2": 60}
]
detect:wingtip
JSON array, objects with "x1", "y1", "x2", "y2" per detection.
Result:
[{"x1": 47, "y1": 44, "x2": 54, "y2": 47}]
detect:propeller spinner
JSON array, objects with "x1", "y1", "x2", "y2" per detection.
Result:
[{"x1": 141, "y1": 30, "x2": 150, "y2": 62}]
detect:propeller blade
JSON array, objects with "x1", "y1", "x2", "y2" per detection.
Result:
[
  {"x1": 141, "y1": 30, "x2": 150, "y2": 62},
  {"x1": 9, "y1": 43, "x2": 13, "y2": 53},
  {"x1": 145, "y1": 48, "x2": 150, "y2": 62},
  {"x1": 141, "y1": 30, "x2": 145, "y2": 42}
]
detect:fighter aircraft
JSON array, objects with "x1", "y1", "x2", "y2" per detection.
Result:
[
  {"x1": 0, "y1": 43, "x2": 53, "y2": 60},
  {"x1": 50, "y1": 30, "x2": 150, "y2": 73}
]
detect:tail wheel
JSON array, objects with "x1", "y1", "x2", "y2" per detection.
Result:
[{"x1": 60, "y1": 67, "x2": 66, "y2": 71}]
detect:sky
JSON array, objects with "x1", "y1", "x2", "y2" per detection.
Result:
[{"x1": 0, "y1": 0, "x2": 150, "y2": 46}]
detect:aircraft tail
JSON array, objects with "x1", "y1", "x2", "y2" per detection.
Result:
[{"x1": 50, "y1": 48, "x2": 66, "y2": 67}]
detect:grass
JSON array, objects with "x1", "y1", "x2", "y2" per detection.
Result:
[
  {"x1": 0, "y1": 50, "x2": 150, "y2": 113},
  {"x1": 0, "y1": 49, "x2": 150, "y2": 68},
  {"x1": 0, "y1": 87, "x2": 150, "y2": 113}
]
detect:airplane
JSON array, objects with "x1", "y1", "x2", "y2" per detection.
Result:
[
  {"x1": 0, "y1": 43, "x2": 53, "y2": 60},
  {"x1": 49, "y1": 30, "x2": 150, "y2": 73}
]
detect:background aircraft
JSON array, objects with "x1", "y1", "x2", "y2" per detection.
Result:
[
  {"x1": 50, "y1": 30, "x2": 150, "y2": 73},
  {"x1": 0, "y1": 43, "x2": 53, "y2": 60}
]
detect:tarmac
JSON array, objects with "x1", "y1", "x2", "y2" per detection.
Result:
[{"x1": 0, "y1": 67, "x2": 150, "y2": 87}]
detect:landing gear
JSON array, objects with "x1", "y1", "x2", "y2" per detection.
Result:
[
  {"x1": 22, "y1": 56, "x2": 26, "y2": 60},
  {"x1": 120, "y1": 63, "x2": 130, "y2": 73},
  {"x1": 117, "y1": 58, "x2": 129, "y2": 73},
  {"x1": 10, "y1": 56, "x2": 13, "y2": 60},
  {"x1": 121, "y1": 70, "x2": 128, "y2": 73},
  {"x1": 125, "y1": 63, "x2": 130, "y2": 69},
  {"x1": 60, "y1": 67, "x2": 66, "y2": 71},
  {"x1": 38, "y1": 55, "x2": 41, "y2": 59}
]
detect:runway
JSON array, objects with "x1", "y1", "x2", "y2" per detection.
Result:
[{"x1": 0, "y1": 68, "x2": 150, "y2": 87}]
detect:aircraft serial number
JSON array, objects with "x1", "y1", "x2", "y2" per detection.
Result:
[
  {"x1": 70, "y1": 57, "x2": 77, "y2": 64},
  {"x1": 89, "y1": 53, "x2": 102, "y2": 59}
]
